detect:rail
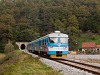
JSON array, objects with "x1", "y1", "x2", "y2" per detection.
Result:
[{"x1": 53, "y1": 58, "x2": 100, "y2": 75}]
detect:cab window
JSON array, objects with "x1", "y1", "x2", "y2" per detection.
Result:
[
  {"x1": 60, "y1": 38, "x2": 68, "y2": 43},
  {"x1": 49, "y1": 37, "x2": 58, "y2": 43}
]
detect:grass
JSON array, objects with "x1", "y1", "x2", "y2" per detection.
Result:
[{"x1": 0, "y1": 50, "x2": 62, "y2": 75}]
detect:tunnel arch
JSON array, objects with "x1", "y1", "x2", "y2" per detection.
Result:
[
  {"x1": 16, "y1": 42, "x2": 29, "y2": 50},
  {"x1": 20, "y1": 44, "x2": 25, "y2": 50}
]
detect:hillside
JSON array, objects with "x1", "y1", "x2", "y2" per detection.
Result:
[
  {"x1": 0, "y1": 50, "x2": 62, "y2": 75},
  {"x1": 0, "y1": 0, "x2": 100, "y2": 51}
]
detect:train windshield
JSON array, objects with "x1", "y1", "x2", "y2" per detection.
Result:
[
  {"x1": 49, "y1": 37, "x2": 58, "y2": 43},
  {"x1": 60, "y1": 38, "x2": 68, "y2": 43}
]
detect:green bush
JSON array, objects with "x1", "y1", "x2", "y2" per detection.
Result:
[
  {"x1": 91, "y1": 35, "x2": 96, "y2": 40},
  {"x1": 14, "y1": 44, "x2": 19, "y2": 50}
]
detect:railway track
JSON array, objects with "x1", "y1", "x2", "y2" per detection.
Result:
[
  {"x1": 24, "y1": 51, "x2": 100, "y2": 75},
  {"x1": 52, "y1": 58, "x2": 100, "y2": 75}
]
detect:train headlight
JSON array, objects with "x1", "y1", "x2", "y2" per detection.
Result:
[
  {"x1": 63, "y1": 46, "x2": 67, "y2": 49},
  {"x1": 50, "y1": 46, "x2": 53, "y2": 48}
]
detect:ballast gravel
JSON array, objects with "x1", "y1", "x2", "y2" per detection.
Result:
[
  {"x1": 39, "y1": 58, "x2": 95, "y2": 75},
  {"x1": 66, "y1": 54, "x2": 100, "y2": 67},
  {"x1": 24, "y1": 51, "x2": 95, "y2": 75}
]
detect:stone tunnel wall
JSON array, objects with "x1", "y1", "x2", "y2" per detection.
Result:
[{"x1": 16, "y1": 42, "x2": 30, "y2": 50}]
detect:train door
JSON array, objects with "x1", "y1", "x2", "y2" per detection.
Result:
[{"x1": 56, "y1": 37, "x2": 62, "y2": 57}]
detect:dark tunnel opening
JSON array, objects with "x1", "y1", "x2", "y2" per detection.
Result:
[{"x1": 20, "y1": 44, "x2": 25, "y2": 50}]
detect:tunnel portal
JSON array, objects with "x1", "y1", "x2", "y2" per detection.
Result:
[
  {"x1": 16, "y1": 42, "x2": 30, "y2": 50},
  {"x1": 20, "y1": 44, "x2": 26, "y2": 50}
]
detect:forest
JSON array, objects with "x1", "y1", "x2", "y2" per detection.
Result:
[{"x1": 0, "y1": 0, "x2": 100, "y2": 51}]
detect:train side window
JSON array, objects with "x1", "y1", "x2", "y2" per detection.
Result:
[
  {"x1": 43, "y1": 40, "x2": 46, "y2": 45},
  {"x1": 39, "y1": 41, "x2": 41, "y2": 46},
  {"x1": 41, "y1": 40, "x2": 45, "y2": 46},
  {"x1": 42, "y1": 40, "x2": 47, "y2": 45},
  {"x1": 47, "y1": 39, "x2": 48, "y2": 43},
  {"x1": 41, "y1": 40, "x2": 43, "y2": 46},
  {"x1": 45, "y1": 40, "x2": 46, "y2": 45},
  {"x1": 32, "y1": 44, "x2": 34, "y2": 48},
  {"x1": 43, "y1": 40, "x2": 44, "y2": 45}
]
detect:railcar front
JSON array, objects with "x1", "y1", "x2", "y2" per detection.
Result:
[{"x1": 47, "y1": 31, "x2": 69, "y2": 58}]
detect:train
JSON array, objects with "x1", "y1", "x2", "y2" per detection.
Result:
[{"x1": 27, "y1": 31, "x2": 69, "y2": 58}]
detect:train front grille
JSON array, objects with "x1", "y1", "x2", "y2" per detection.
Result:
[{"x1": 56, "y1": 51, "x2": 62, "y2": 57}]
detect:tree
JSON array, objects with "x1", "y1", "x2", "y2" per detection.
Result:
[
  {"x1": 77, "y1": 5, "x2": 90, "y2": 17},
  {"x1": 0, "y1": 21, "x2": 13, "y2": 50},
  {"x1": 0, "y1": 0, "x2": 100, "y2": 52},
  {"x1": 68, "y1": 15, "x2": 79, "y2": 36},
  {"x1": 47, "y1": 18, "x2": 55, "y2": 33},
  {"x1": 4, "y1": 39, "x2": 14, "y2": 53},
  {"x1": 53, "y1": 19, "x2": 66, "y2": 33},
  {"x1": 0, "y1": 14, "x2": 15, "y2": 26}
]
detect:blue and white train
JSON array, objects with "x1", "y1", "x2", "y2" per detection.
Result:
[{"x1": 27, "y1": 31, "x2": 69, "y2": 58}]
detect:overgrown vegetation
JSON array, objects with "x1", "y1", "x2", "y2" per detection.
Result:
[
  {"x1": 0, "y1": 50, "x2": 62, "y2": 75},
  {"x1": 0, "y1": 0, "x2": 100, "y2": 51},
  {"x1": 0, "y1": 40, "x2": 15, "y2": 64},
  {"x1": 4, "y1": 40, "x2": 14, "y2": 53}
]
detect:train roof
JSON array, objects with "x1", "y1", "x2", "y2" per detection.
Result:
[
  {"x1": 30, "y1": 31, "x2": 68, "y2": 43},
  {"x1": 48, "y1": 32, "x2": 68, "y2": 38}
]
